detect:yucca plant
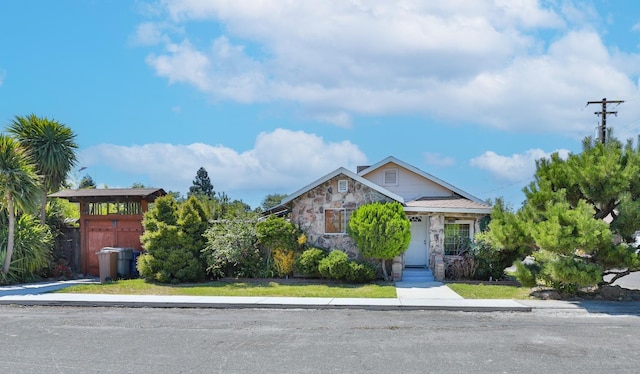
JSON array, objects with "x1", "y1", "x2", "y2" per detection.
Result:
[
  {"x1": 0, "y1": 135, "x2": 41, "y2": 275},
  {"x1": 0, "y1": 213, "x2": 53, "y2": 284},
  {"x1": 7, "y1": 114, "x2": 78, "y2": 224}
]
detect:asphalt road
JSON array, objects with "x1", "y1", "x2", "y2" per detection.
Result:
[{"x1": 1, "y1": 306, "x2": 639, "y2": 373}]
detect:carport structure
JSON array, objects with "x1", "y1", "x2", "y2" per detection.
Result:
[{"x1": 49, "y1": 188, "x2": 166, "y2": 276}]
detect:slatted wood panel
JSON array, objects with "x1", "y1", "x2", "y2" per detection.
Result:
[{"x1": 82, "y1": 218, "x2": 144, "y2": 276}]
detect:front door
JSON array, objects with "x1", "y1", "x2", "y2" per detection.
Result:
[{"x1": 404, "y1": 215, "x2": 429, "y2": 267}]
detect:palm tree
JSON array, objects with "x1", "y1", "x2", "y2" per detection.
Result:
[
  {"x1": 7, "y1": 114, "x2": 78, "y2": 223},
  {"x1": 0, "y1": 135, "x2": 40, "y2": 274}
]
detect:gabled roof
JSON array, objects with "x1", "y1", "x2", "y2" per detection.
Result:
[
  {"x1": 49, "y1": 188, "x2": 166, "y2": 203},
  {"x1": 279, "y1": 167, "x2": 404, "y2": 206},
  {"x1": 357, "y1": 156, "x2": 487, "y2": 205}
]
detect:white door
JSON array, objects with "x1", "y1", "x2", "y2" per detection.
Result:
[{"x1": 404, "y1": 215, "x2": 428, "y2": 267}]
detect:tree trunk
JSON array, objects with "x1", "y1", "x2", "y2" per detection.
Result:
[
  {"x1": 2, "y1": 196, "x2": 15, "y2": 274},
  {"x1": 381, "y1": 259, "x2": 389, "y2": 281},
  {"x1": 40, "y1": 189, "x2": 47, "y2": 225}
]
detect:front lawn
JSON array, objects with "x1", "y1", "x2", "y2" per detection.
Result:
[
  {"x1": 447, "y1": 283, "x2": 532, "y2": 299},
  {"x1": 57, "y1": 278, "x2": 397, "y2": 298}
]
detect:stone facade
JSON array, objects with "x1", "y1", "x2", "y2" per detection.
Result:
[{"x1": 289, "y1": 174, "x2": 395, "y2": 258}]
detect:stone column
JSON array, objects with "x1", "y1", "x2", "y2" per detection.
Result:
[{"x1": 392, "y1": 255, "x2": 403, "y2": 281}]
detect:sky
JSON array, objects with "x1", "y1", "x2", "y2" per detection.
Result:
[{"x1": 1, "y1": 0, "x2": 640, "y2": 210}]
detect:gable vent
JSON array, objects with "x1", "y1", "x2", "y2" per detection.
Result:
[{"x1": 384, "y1": 169, "x2": 398, "y2": 185}]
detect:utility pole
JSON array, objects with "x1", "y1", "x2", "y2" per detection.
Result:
[{"x1": 586, "y1": 98, "x2": 624, "y2": 143}]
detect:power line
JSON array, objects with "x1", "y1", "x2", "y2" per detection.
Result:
[{"x1": 586, "y1": 98, "x2": 624, "y2": 143}]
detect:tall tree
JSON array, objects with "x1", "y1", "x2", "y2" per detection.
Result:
[
  {"x1": 79, "y1": 174, "x2": 96, "y2": 189},
  {"x1": 486, "y1": 136, "x2": 640, "y2": 292},
  {"x1": 188, "y1": 167, "x2": 214, "y2": 198},
  {"x1": 260, "y1": 193, "x2": 288, "y2": 211},
  {"x1": 7, "y1": 114, "x2": 78, "y2": 223},
  {"x1": 0, "y1": 135, "x2": 40, "y2": 274}
]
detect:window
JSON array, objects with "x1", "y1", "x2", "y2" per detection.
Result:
[
  {"x1": 338, "y1": 179, "x2": 348, "y2": 192},
  {"x1": 324, "y1": 209, "x2": 352, "y2": 234},
  {"x1": 383, "y1": 168, "x2": 398, "y2": 186},
  {"x1": 444, "y1": 221, "x2": 473, "y2": 256}
]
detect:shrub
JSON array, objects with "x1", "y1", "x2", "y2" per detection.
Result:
[
  {"x1": 139, "y1": 195, "x2": 207, "y2": 283},
  {"x1": 345, "y1": 261, "x2": 376, "y2": 283},
  {"x1": 256, "y1": 215, "x2": 303, "y2": 256},
  {"x1": 445, "y1": 251, "x2": 478, "y2": 280},
  {"x1": 318, "y1": 250, "x2": 349, "y2": 280},
  {"x1": 45, "y1": 258, "x2": 72, "y2": 279},
  {"x1": 202, "y1": 216, "x2": 263, "y2": 278},
  {"x1": 0, "y1": 214, "x2": 53, "y2": 284},
  {"x1": 295, "y1": 247, "x2": 327, "y2": 277},
  {"x1": 347, "y1": 202, "x2": 411, "y2": 280},
  {"x1": 273, "y1": 248, "x2": 295, "y2": 277},
  {"x1": 473, "y1": 231, "x2": 525, "y2": 281}
]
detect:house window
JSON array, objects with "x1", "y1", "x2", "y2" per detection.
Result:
[
  {"x1": 383, "y1": 168, "x2": 398, "y2": 186},
  {"x1": 444, "y1": 221, "x2": 473, "y2": 256},
  {"x1": 338, "y1": 179, "x2": 348, "y2": 192},
  {"x1": 324, "y1": 208, "x2": 352, "y2": 234}
]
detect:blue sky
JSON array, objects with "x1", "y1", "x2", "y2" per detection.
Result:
[{"x1": 1, "y1": 1, "x2": 639, "y2": 209}]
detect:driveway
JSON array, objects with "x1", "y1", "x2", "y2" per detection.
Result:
[{"x1": 612, "y1": 271, "x2": 640, "y2": 290}]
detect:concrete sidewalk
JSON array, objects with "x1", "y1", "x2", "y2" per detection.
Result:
[
  {"x1": 0, "y1": 279, "x2": 531, "y2": 312},
  {"x1": 3, "y1": 279, "x2": 640, "y2": 314}
]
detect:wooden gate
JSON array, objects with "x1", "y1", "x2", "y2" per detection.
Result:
[
  {"x1": 82, "y1": 217, "x2": 143, "y2": 276},
  {"x1": 48, "y1": 188, "x2": 166, "y2": 277}
]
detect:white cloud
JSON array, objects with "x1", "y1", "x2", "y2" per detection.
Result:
[
  {"x1": 470, "y1": 148, "x2": 570, "y2": 182},
  {"x1": 131, "y1": 22, "x2": 174, "y2": 46},
  {"x1": 136, "y1": 0, "x2": 640, "y2": 137},
  {"x1": 78, "y1": 128, "x2": 367, "y2": 198},
  {"x1": 423, "y1": 152, "x2": 455, "y2": 167}
]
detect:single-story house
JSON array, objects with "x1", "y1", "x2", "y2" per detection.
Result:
[{"x1": 274, "y1": 156, "x2": 492, "y2": 281}]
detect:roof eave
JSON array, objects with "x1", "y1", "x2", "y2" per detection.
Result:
[{"x1": 404, "y1": 206, "x2": 492, "y2": 214}]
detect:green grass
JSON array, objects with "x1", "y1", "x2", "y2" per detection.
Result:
[
  {"x1": 447, "y1": 283, "x2": 532, "y2": 299},
  {"x1": 56, "y1": 278, "x2": 397, "y2": 298}
]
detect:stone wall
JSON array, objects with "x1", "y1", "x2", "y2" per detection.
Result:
[{"x1": 289, "y1": 175, "x2": 395, "y2": 258}]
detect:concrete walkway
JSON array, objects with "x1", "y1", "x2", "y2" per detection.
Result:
[{"x1": 395, "y1": 281, "x2": 463, "y2": 299}]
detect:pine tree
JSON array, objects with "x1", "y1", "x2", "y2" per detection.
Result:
[
  {"x1": 188, "y1": 167, "x2": 214, "y2": 198},
  {"x1": 486, "y1": 136, "x2": 640, "y2": 292}
]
